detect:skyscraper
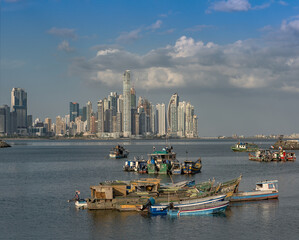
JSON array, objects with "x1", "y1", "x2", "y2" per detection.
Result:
[
  {"x1": 70, "y1": 102, "x2": 79, "y2": 122},
  {"x1": 0, "y1": 105, "x2": 10, "y2": 135},
  {"x1": 156, "y1": 103, "x2": 166, "y2": 136},
  {"x1": 131, "y1": 87, "x2": 136, "y2": 109},
  {"x1": 86, "y1": 101, "x2": 92, "y2": 132},
  {"x1": 123, "y1": 70, "x2": 131, "y2": 137},
  {"x1": 167, "y1": 93, "x2": 179, "y2": 136},
  {"x1": 11, "y1": 88, "x2": 27, "y2": 130},
  {"x1": 97, "y1": 100, "x2": 104, "y2": 134}
]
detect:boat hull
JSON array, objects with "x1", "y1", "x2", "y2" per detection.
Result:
[
  {"x1": 230, "y1": 191, "x2": 278, "y2": 202},
  {"x1": 75, "y1": 200, "x2": 87, "y2": 208},
  {"x1": 150, "y1": 195, "x2": 226, "y2": 215},
  {"x1": 168, "y1": 201, "x2": 229, "y2": 216}
]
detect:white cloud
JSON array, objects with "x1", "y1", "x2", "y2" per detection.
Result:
[
  {"x1": 47, "y1": 27, "x2": 77, "y2": 39},
  {"x1": 96, "y1": 48, "x2": 120, "y2": 56},
  {"x1": 116, "y1": 29, "x2": 141, "y2": 43},
  {"x1": 58, "y1": 40, "x2": 74, "y2": 52},
  {"x1": 281, "y1": 84, "x2": 299, "y2": 93},
  {"x1": 74, "y1": 21, "x2": 299, "y2": 94},
  {"x1": 147, "y1": 20, "x2": 162, "y2": 31},
  {"x1": 171, "y1": 36, "x2": 217, "y2": 58},
  {"x1": 281, "y1": 19, "x2": 299, "y2": 32},
  {"x1": 210, "y1": 0, "x2": 251, "y2": 12}
]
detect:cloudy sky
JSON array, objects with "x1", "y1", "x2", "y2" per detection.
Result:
[{"x1": 1, "y1": 0, "x2": 299, "y2": 137}]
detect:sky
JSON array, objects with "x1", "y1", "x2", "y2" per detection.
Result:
[{"x1": 1, "y1": 0, "x2": 299, "y2": 137}]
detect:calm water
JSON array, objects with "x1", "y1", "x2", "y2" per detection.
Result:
[{"x1": 0, "y1": 139, "x2": 298, "y2": 240}]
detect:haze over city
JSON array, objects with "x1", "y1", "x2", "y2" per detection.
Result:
[{"x1": 1, "y1": 0, "x2": 299, "y2": 137}]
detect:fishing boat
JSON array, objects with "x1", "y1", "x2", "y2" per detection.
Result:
[
  {"x1": 182, "y1": 158, "x2": 202, "y2": 174},
  {"x1": 231, "y1": 142, "x2": 259, "y2": 152},
  {"x1": 167, "y1": 201, "x2": 229, "y2": 216},
  {"x1": 230, "y1": 180, "x2": 278, "y2": 202},
  {"x1": 109, "y1": 145, "x2": 129, "y2": 158},
  {"x1": 75, "y1": 199, "x2": 88, "y2": 209},
  {"x1": 149, "y1": 194, "x2": 226, "y2": 215},
  {"x1": 249, "y1": 149, "x2": 296, "y2": 162},
  {"x1": 147, "y1": 146, "x2": 176, "y2": 174},
  {"x1": 123, "y1": 160, "x2": 137, "y2": 171},
  {"x1": 170, "y1": 161, "x2": 182, "y2": 175}
]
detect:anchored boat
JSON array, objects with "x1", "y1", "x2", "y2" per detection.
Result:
[
  {"x1": 182, "y1": 159, "x2": 202, "y2": 174},
  {"x1": 230, "y1": 180, "x2": 278, "y2": 202},
  {"x1": 167, "y1": 201, "x2": 229, "y2": 216},
  {"x1": 148, "y1": 194, "x2": 226, "y2": 216},
  {"x1": 109, "y1": 145, "x2": 129, "y2": 158},
  {"x1": 231, "y1": 142, "x2": 259, "y2": 152}
]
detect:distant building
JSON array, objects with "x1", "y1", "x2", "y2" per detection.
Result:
[
  {"x1": 0, "y1": 105, "x2": 10, "y2": 135},
  {"x1": 86, "y1": 101, "x2": 92, "y2": 132},
  {"x1": 55, "y1": 116, "x2": 66, "y2": 136},
  {"x1": 44, "y1": 118, "x2": 52, "y2": 133},
  {"x1": 123, "y1": 70, "x2": 131, "y2": 137},
  {"x1": 167, "y1": 93, "x2": 179, "y2": 136},
  {"x1": 156, "y1": 103, "x2": 166, "y2": 136},
  {"x1": 11, "y1": 88, "x2": 27, "y2": 132},
  {"x1": 97, "y1": 100, "x2": 104, "y2": 134},
  {"x1": 70, "y1": 102, "x2": 79, "y2": 122},
  {"x1": 131, "y1": 87, "x2": 136, "y2": 109}
]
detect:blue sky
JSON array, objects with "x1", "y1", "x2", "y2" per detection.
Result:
[{"x1": 1, "y1": 0, "x2": 299, "y2": 137}]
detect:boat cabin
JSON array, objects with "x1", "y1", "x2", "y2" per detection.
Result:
[
  {"x1": 148, "y1": 146, "x2": 176, "y2": 163},
  {"x1": 255, "y1": 180, "x2": 278, "y2": 191}
]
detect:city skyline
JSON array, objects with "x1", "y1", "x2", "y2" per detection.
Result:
[{"x1": 1, "y1": 1, "x2": 299, "y2": 137}]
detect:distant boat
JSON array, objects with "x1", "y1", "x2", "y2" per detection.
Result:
[
  {"x1": 109, "y1": 145, "x2": 129, "y2": 158},
  {"x1": 182, "y1": 159, "x2": 202, "y2": 174},
  {"x1": 167, "y1": 201, "x2": 229, "y2": 216},
  {"x1": 249, "y1": 149, "x2": 296, "y2": 162},
  {"x1": 231, "y1": 142, "x2": 259, "y2": 152},
  {"x1": 230, "y1": 180, "x2": 278, "y2": 202},
  {"x1": 149, "y1": 194, "x2": 226, "y2": 216}
]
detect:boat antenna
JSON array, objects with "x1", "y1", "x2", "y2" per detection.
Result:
[{"x1": 186, "y1": 150, "x2": 188, "y2": 161}]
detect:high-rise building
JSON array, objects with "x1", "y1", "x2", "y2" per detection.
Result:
[
  {"x1": 131, "y1": 87, "x2": 136, "y2": 109},
  {"x1": 167, "y1": 93, "x2": 179, "y2": 136},
  {"x1": 11, "y1": 88, "x2": 27, "y2": 130},
  {"x1": 86, "y1": 101, "x2": 92, "y2": 132},
  {"x1": 0, "y1": 105, "x2": 10, "y2": 135},
  {"x1": 79, "y1": 106, "x2": 87, "y2": 122},
  {"x1": 55, "y1": 116, "x2": 66, "y2": 136},
  {"x1": 123, "y1": 70, "x2": 131, "y2": 137},
  {"x1": 97, "y1": 100, "x2": 104, "y2": 134},
  {"x1": 44, "y1": 118, "x2": 52, "y2": 133},
  {"x1": 70, "y1": 102, "x2": 79, "y2": 122},
  {"x1": 156, "y1": 103, "x2": 166, "y2": 136},
  {"x1": 177, "y1": 101, "x2": 186, "y2": 137}
]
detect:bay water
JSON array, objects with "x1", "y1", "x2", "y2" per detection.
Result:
[{"x1": 0, "y1": 139, "x2": 298, "y2": 240}]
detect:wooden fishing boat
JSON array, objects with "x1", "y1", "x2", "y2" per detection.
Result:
[
  {"x1": 167, "y1": 201, "x2": 229, "y2": 216},
  {"x1": 231, "y1": 142, "x2": 259, "y2": 152},
  {"x1": 170, "y1": 161, "x2": 182, "y2": 175},
  {"x1": 109, "y1": 145, "x2": 129, "y2": 158},
  {"x1": 147, "y1": 146, "x2": 176, "y2": 174},
  {"x1": 230, "y1": 180, "x2": 278, "y2": 202},
  {"x1": 182, "y1": 159, "x2": 202, "y2": 174},
  {"x1": 149, "y1": 194, "x2": 226, "y2": 215},
  {"x1": 215, "y1": 175, "x2": 242, "y2": 197}
]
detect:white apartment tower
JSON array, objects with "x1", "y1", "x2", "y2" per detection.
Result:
[
  {"x1": 123, "y1": 70, "x2": 131, "y2": 137},
  {"x1": 156, "y1": 103, "x2": 166, "y2": 136}
]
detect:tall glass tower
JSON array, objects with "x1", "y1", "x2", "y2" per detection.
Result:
[
  {"x1": 11, "y1": 88, "x2": 27, "y2": 129},
  {"x1": 167, "y1": 93, "x2": 179, "y2": 136},
  {"x1": 70, "y1": 102, "x2": 79, "y2": 122},
  {"x1": 123, "y1": 70, "x2": 131, "y2": 137}
]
